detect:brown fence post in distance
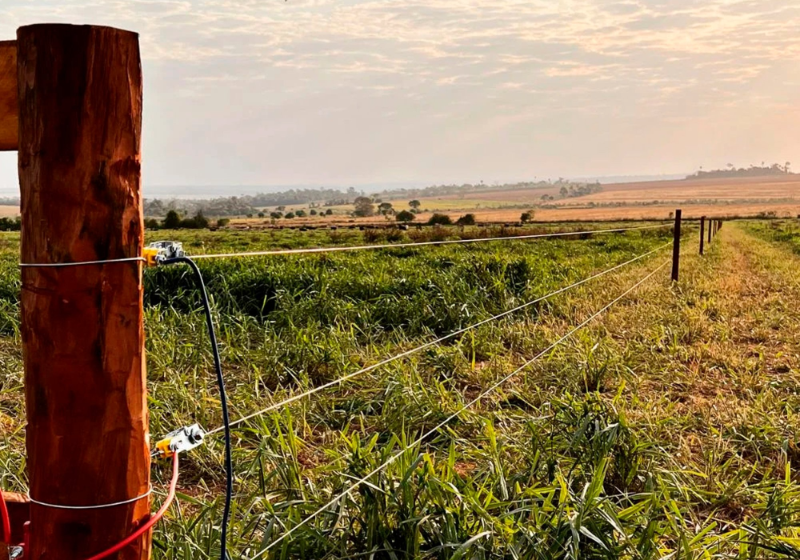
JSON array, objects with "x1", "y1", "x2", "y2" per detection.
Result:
[
  {"x1": 671, "y1": 209, "x2": 682, "y2": 282},
  {"x1": 17, "y1": 24, "x2": 150, "y2": 559},
  {"x1": 699, "y1": 216, "x2": 705, "y2": 255},
  {"x1": 708, "y1": 218, "x2": 713, "y2": 244}
]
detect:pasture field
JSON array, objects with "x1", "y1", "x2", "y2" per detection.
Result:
[{"x1": 2, "y1": 221, "x2": 800, "y2": 558}]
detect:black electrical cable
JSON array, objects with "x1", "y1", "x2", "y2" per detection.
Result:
[{"x1": 162, "y1": 256, "x2": 232, "y2": 560}]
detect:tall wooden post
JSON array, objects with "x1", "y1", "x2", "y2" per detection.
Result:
[
  {"x1": 17, "y1": 24, "x2": 149, "y2": 559},
  {"x1": 699, "y1": 216, "x2": 705, "y2": 255},
  {"x1": 671, "y1": 209, "x2": 682, "y2": 282},
  {"x1": 708, "y1": 218, "x2": 713, "y2": 244}
]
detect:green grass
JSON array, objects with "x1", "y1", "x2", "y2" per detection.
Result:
[{"x1": 3, "y1": 221, "x2": 800, "y2": 559}]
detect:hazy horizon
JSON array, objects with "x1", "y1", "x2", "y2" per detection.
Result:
[{"x1": 1, "y1": 0, "x2": 799, "y2": 193}]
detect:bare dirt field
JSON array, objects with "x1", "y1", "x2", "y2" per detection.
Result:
[
  {"x1": 397, "y1": 175, "x2": 800, "y2": 212},
  {"x1": 566, "y1": 175, "x2": 800, "y2": 205},
  {"x1": 0, "y1": 205, "x2": 18, "y2": 218}
]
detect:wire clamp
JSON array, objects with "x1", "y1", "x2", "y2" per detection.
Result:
[
  {"x1": 8, "y1": 546, "x2": 23, "y2": 559},
  {"x1": 143, "y1": 241, "x2": 186, "y2": 267},
  {"x1": 156, "y1": 424, "x2": 205, "y2": 458}
]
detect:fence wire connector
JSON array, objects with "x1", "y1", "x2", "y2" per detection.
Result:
[
  {"x1": 155, "y1": 424, "x2": 205, "y2": 458},
  {"x1": 143, "y1": 241, "x2": 186, "y2": 267},
  {"x1": 8, "y1": 546, "x2": 24, "y2": 560}
]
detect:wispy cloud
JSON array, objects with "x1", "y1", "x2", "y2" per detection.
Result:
[{"x1": 0, "y1": 0, "x2": 798, "y2": 187}]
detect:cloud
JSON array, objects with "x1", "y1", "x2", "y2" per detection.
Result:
[{"x1": 1, "y1": 0, "x2": 799, "y2": 186}]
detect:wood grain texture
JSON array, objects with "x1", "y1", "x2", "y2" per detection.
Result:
[
  {"x1": 17, "y1": 24, "x2": 149, "y2": 560},
  {"x1": 0, "y1": 40, "x2": 18, "y2": 151}
]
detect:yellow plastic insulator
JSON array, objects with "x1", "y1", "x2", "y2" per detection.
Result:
[
  {"x1": 155, "y1": 437, "x2": 175, "y2": 459},
  {"x1": 143, "y1": 247, "x2": 161, "y2": 267}
]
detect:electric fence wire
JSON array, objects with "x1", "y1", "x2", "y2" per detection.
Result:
[
  {"x1": 248, "y1": 258, "x2": 670, "y2": 559},
  {"x1": 204, "y1": 241, "x2": 672, "y2": 437},
  {"x1": 182, "y1": 224, "x2": 669, "y2": 260},
  {"x1": 161, "y1": 256, "x2": 232, "y2": 560}
]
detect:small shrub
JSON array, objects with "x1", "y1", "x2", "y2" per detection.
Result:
[
  {"x1": 270, "y1": 212, "x2": 283, "y2": 219},
  {"x1": 363, "y1": 229, "x2": 384, "y2": 243},
  {"x1": 216, "y1": 218, "x2": 230, "y2": 228},
  {"x1": 428, "y1": 213, "x2": 452, "y2": 226},
  {"x1": 325, "y1": 209, "x2": 333, "y2": 215},
  {"x1": 285, "y1": 212, "x2": 296, "y2": 219},
  {"x1": 455, "y1": 213, "x2": 476, "y2": 226},
  {"x1": 296, "y1": 210, "x2": 307, "y2": 217},
  {"x1": 310, "y1": 209, "x2": 317, "y2": 216},
  {"x1": 144, "y1": 218, "x2": 160, "y2": 230},
  {"x1": 408, "y1": 225, "x2": 449, "y2": 242},
  {"x1": 385, "y1": 228, "x2": 405, "y2": 242},
  {"x1": 327, "y1": 231, "x2": 346, "y2": 244},
  {"x1": 520, "y1": 211, "x2": 534, "y2": 223},
  {"x1": 396, "y1": 210, "x2": 415, "y2": 222}
]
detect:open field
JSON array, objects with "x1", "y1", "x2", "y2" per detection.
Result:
[
  {"x1": 569, "y1": 175, "x2": 800, "y2": 204},
  {"x1": 233, "y1": 200, "x2": 800, "y2": 230},
  {"x1": 3, "y1": 220, "x2": 800, "y2": 558},
  {"x1": 236, "y1": 175, "x2": 800, "y2": 228},
  {"x1": 0, "y1": 206, "x2": 17, "y2": 218}
]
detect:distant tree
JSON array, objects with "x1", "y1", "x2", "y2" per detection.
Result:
[
  {"x1": 456, "y1": 213, "x2": 476, "y2": 226},
  {"x1": 246, "y1": 213, "x2": 253, "y2": 218},
  {"x1": 0, "y1": 217, "x2": 21, "y2": 231},
  {"x1": 216, "y1": 218, "x2": 230, "y2": 227},
  {"x1": 520, "y1": 211, "x2": 534, "y2": 224},
  {"x1": 409, "y1": 200, "x2": 421, "y2": 212},
  {"x1": 144, "y1": 218, "x2": 160, "y2": 229},
  {"x1": 353, "y1": 196, "x2": 375, "y2": 217},
  {"x1": 296, "y1": 209, "x2": 307, "y2": 217},
  {"x1": 285, "y1": 212, "x2": 296, "y2": 219},
  {"x1": 428, "y1": 213, "x2": 452, "y2": 226},
  {"x1": 396, "y1": 210, "x2": 415, "y2": 222},
  {"x1": 378, "y1": 202, "x2": 394, "y2": 216},
  {"x1": 163, "y1": 210, "x2": 181, "y2": 229},
  {"x1": 276, "y1": 205, "x2": 286, "y2": 211},
  {"x1": 270, "y1": 211, "x2": 283, "y2": 219},
  {"x1": 559, "y1": 186, "x2": 569, "y2": 198},
  {"x1": 185, "y1": 211, "x2": 208, "y2": 229},
  {"x1": 258, "y1": 212, "x2": 265, "y2": 218},
  {"x1": 325, "y1": 209, "x2": 333, "y2": 215},
  {"x1": 310, "y1": 209, "x2": 318, "y2": 215}
]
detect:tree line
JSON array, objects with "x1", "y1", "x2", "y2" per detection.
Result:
[{"x1": 686, "y1": 163, "x2": 793, "y2": 180}]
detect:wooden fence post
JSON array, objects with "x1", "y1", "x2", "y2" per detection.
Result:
[
  {"x1": 699, "y1": 216, "x2": 705, "y2": 255},
  {"x1": 671, "y1": 209, "x2": 682, "y2": 282},
  {"x1": 17, "y1": 24, "x2": 149, "y2": 559},
  {"x1": 708, "y1": 218, "x2": 713, "y2": 244}
]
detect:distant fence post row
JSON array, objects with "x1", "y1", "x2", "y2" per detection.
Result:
[{"x1": 672, "y1": 211, "x2": 724, "y2": 282}]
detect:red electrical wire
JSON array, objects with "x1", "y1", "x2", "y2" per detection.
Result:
[
  {"x1": 0, "y1": 487, "x2": 11, "y2": 545},
  {"x1": 86, "y1": 453, "x2": 180, "y2": 560}
]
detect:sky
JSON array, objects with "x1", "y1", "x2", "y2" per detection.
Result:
[{"x1": 1, "y1": 0, "x2": 800, "y2": 195}]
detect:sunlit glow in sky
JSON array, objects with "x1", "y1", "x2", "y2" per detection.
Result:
[{"x1": 1, "y1": 0, "x2": 799, "y2": 192}]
